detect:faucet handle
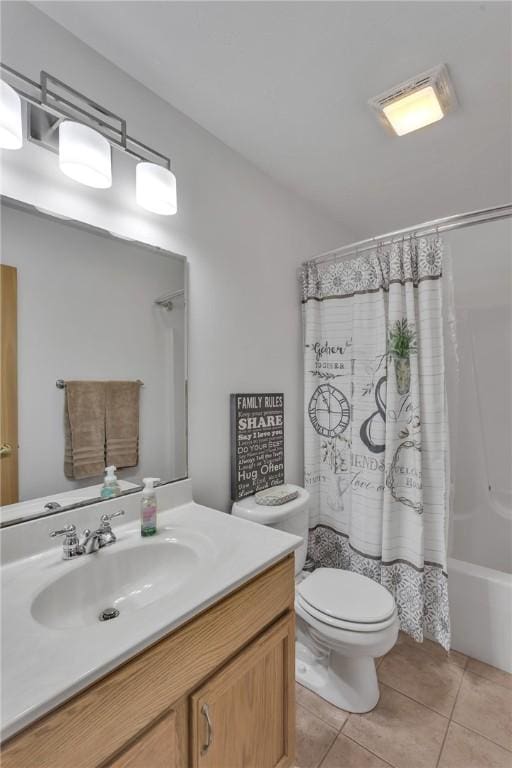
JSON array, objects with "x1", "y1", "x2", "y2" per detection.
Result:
[
  {"x1": 98, "y1": 510, "x2": 125, "y2": 545},
  {"x1": 49, "y1": 524, "x2": 83, "y2": 559},
  {"x1": 100, "y1": 509, "x2": 125, "y2": 525},
  {"x1": 49, "y1": 524, "x2": 77, "y2": 538}
]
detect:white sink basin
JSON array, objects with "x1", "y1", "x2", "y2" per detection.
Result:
[{"x1": 31, "y1": 539, "x2": 199, "y2": 629}]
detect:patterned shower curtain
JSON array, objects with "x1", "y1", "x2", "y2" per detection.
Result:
[{"x1": 301, "y1": 236, "x2": 450, "y2": 649}]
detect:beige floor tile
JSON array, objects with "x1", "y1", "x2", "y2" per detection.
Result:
[
  {"x1": 343, "y1": 684, "x2": 448, "y2": 768},
  {"x1": 295, "y1": 703, "x2": 338, "y2": 768},
  {"x1": 296, "y1": 683, "x2": 349, "y2": 731},
  {"x1": 452, "y1": 671, "x2": 512, "y2": 751},
  {"x1": 321, "y1": 733, "x2": 392, "y2": 767},
  {"x1": 378, "y1": 635, "x2": 464, "y2": 716},
  {"x1": 395, "y1": 631, "x2": 467, "y2": 669},
  {"x1": 466, "y1": 658, "x2": 512, "y2": 690},
  {"x1": 438, "y1": 722, "x2": 512, "y2": 768}
]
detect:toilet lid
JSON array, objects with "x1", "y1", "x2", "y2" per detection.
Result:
[{"x1": 297, "y1": 568, "x2": 395, "y2": 624}]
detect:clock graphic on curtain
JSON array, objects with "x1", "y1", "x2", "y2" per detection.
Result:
[{"x1": 308, "y1": 384, "x2": 350, "y2": 437}]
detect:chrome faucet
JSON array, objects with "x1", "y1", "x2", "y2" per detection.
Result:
[
  {"x1": 49, "y1": 510, "x2": 125, "y2": 560},
  {"x1": 81, "y1": 527, "x2": 104, "y2": 555}
]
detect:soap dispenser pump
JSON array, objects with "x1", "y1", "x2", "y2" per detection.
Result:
[
  {"x1": 141, "y1": 477, "x2": 160, "y2": 536},
  {"x1": 101, "y1": 465, "x2": 121, "y2": 499}
]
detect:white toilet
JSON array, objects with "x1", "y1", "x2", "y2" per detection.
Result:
[{"x1": 232, "y1": 485, "x2": 399, "y2": 713}]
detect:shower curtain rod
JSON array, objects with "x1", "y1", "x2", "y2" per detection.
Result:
[{"x1": 308, "y1": 203, "x2": 512, "y2": 265}]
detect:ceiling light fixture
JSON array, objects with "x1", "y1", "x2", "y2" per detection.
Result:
[
  {"x1": 0, "y1": 64, "x2": 177, "y2": 214},
  {"x1": 0, "y1": 79, "x2": 23, "y2": 149},
  {"x1": 59, "y1": 121, "x2": 112, "y2": 188},
  {"x1": 369, "y1": 64, "x2": 456, "y2": 137}
]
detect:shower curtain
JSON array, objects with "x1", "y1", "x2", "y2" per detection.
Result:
[{"x1": 301, "y1": 235, "x2": 450, "y2": 649}]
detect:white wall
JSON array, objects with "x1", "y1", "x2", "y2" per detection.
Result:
[
  {"x1": 0, "y1": 2, "x2": 349, "y2": 512},
  {"x1": 1, "y1": 202, "x2": 186, "y2": 501},
  {"x1": 445, "y1": 220, "x2": 511, "y2": 572}
]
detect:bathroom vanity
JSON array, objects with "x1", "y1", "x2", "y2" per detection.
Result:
[{"x1": 0, "y1": 481, "x2": 299, "y2": 768}]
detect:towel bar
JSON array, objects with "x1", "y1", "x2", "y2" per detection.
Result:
[{"x1": 56, "y1": 379, "x2": 144, "y2": 389}]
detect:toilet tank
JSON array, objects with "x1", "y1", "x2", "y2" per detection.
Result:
[{"x1": 231, "y1": 486, "x2": 310, "y2": 575}]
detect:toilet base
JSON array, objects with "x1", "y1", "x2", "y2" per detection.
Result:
[{"x1": 295, "y1": 640, "x2": 380, "y2": 713}]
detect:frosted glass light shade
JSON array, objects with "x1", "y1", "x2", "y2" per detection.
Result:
[
  {"x1": 136, "y1": 162, "x2": 177, "y2": 215},
  {"x1": 0, "y1": 81, "x2": 23, "y2": 150},
  {"x1": 59, "y1": 121, "x2": 112, "y2": 188},
  {"x1": 383, "y1": 86, "x2": 444, "y2": 136}
]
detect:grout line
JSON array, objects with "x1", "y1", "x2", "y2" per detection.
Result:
[
  {"x1": 433, "y1": 716, "x2": 451, "y2": 768},
  {"x1": 453, "y1": 721, "x2": 512, "y2": 755},
  {"x1": 375, "y1": 680, "x2": 452, "y2": 721},
  {"x1": 342, "y1": 733, "x2": 396, "y2": 767},
  {"x1": 367, "y1": 684, "x2": 451, "y2": 768},
  {"x1": 463, "y1": 666, "x2": 512, "y2": 691},
  {"x1": 295, "y1": 686, "x2": 348, "y2": 734},
  {"x1": 447, "y1": 663, "x2": 466, "y2": 720},
  {"x1": 396, "y1": 633, "x2": 470, "y2": 670},
  {"x1": 450, "y1": 715, "x2": 512, "y2": 754},
  {"x1": 315, "y1": 724, "x2": 341, "y2": 768},
  {"x1": 390, "y1": 636, "x2": 469, "y2": 671}
]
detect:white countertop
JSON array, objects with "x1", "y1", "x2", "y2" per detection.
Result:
[{"x1": 1, "y1": 488, "x2": 300, "y2": 741}]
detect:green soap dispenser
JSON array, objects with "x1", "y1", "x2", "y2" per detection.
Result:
[
  {"x1": 141, "y1": 477, "x2": 160, "y2": 536},
  {"x1": 101, "y1": 466, "x2": 121, "y2": 499}
]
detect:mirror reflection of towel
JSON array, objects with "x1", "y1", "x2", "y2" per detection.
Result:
[
  {"x1": 106, "y1": 381, "x2": 140, "y2": 469},
  {"x1": 64, "y1": 382, "x2": 106, "y2": 479}
]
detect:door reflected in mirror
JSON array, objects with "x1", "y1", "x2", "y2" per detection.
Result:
[{"x1": 0, "y1": 198, "x2": 187, "y2": 526}]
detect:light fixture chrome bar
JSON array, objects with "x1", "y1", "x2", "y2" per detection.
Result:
[
  {"x1": 41, "y1": 71, "x2": 127, "y2": 147},
  {"x1": 0, "y1": 62, "x2": 172, "y2": 170},
  {"x1": 308, "y1": 204, "x2": 512, "y2": 265}
]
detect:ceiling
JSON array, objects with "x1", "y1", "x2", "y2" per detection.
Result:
[{"x1": 33, "y1": 1, "x2": 511, "y2": 237}]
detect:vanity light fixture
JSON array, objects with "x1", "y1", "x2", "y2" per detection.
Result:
[
  {"x1": 136, "y1": 162, "x2": 177, "y2": 216},
  {"x1": 0, "y1": 64, "x2": 177, "y2": 214},
  {"x1": 369, "y1": 64, "x2": 456, "y2": 137},
  {"x1": 59, "y1": 121, "x2": 112, "y2": 188},
  {"x1": 0, "y1": 79, "x2": 23, "y2": 149}
]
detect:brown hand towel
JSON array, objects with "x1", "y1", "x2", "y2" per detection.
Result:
[
  {"x1": 106, "y1": 381, "x2": 140, "y2": 469},
  {"x1": 64, "y1": 382, "x2": 106, "y2": 479}
]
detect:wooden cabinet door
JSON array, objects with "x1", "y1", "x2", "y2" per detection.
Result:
[
  {"x1": 190, "y1": 613, "x2": 295, "y2": 768},
  {"x1": 107, "y1": 699, "x2": 188, "y2": 768},
  {"x1": 0, "y1": 264, "x2": 18, "y2": 505}
]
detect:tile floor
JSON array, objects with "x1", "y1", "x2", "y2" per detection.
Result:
[{"x1": 295, "y1": 633, "x2": 512, "y2": 768}]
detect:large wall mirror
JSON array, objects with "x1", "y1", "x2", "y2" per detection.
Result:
[{"x1": 0, "y1": 197, "x2": 187, "y2": 526}]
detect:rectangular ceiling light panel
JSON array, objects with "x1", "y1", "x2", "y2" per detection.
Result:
[{"x1": 369, "y1": 65, "x2": 456, "y2": 137}]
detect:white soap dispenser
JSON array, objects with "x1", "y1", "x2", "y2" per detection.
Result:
[
  {"x1": 141, "y1": 477, "x2": 160, "y2": 537},
  {"x1": 100, "y1": 465, "x2": 121, "y2": 499}
]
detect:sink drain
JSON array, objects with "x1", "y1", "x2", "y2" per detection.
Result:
[{"x1": 99, "y1": 607, "x2": 120, "y2": 622}]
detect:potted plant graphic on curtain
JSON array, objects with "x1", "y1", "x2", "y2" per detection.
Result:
[{"x1": 388, "y1": 319, "x2": 417, "y2": 395}]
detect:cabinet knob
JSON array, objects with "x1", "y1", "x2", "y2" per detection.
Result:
[
  {"x1": 201, "y1": 703, "x2": 213, "y2": 755},
  {"x1": 0, "y1": 443, "x2": 12, "y2": 458}
]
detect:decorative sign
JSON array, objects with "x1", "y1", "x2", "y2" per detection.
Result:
[{"x1": 230, "y1": 393, "x2": 284, "y2": 501}]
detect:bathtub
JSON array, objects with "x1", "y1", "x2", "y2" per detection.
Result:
[
  {"x1": 442, "y1": 269, "x2": 512, "y2": 674},
  {"x1": 448, "y1": 556, "x2": 512, "y2": 673},
  {"x1": 448, "y1": 484, "x2": 511, "y2": 674}
]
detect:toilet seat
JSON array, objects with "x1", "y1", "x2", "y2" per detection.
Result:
[
  {"x1": 296, "y1": 568, "x2": 396, "y2": 632},
  {"x1": 296, "y1": 593, "x2": 397, "y2": 632}
]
